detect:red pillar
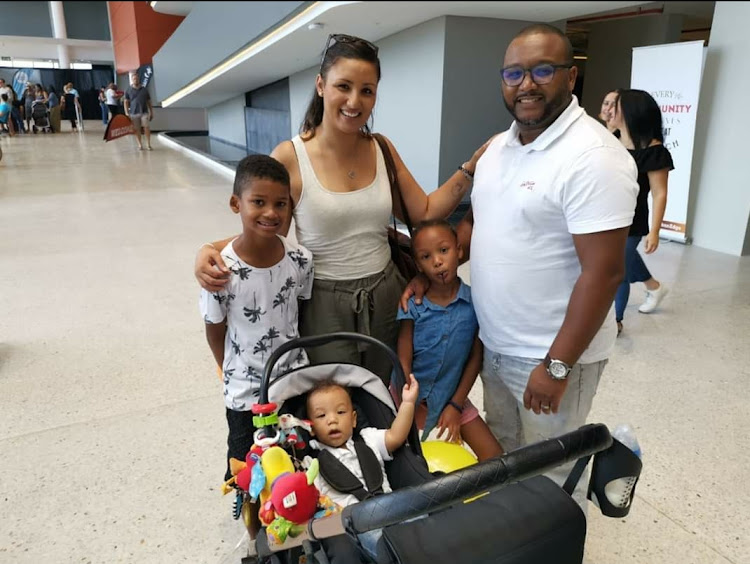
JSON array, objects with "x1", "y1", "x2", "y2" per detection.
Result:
[{"x1": 109, "y1": 2, "x2": 184, "y2": 75}]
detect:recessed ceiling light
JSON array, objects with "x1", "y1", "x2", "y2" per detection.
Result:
[{"x1": 308, "y1": 22, "x2": 324, "y2": 30}]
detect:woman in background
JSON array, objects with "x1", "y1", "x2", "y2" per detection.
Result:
[{"x1": 608, "y1": 89, "x2": 673, "y2": 335}]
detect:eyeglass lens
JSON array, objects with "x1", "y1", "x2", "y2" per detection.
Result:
[{"x1": 502, "y1": 64, "x2": 559, "y2": 86}]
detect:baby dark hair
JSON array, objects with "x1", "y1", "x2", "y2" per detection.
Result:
[
  {"x1": 233, "y1": 154, "x2": 290, "y2": 197},
  {"x1": 411, "y1": 219, "x2": 458, "y2": 256},
  {"x1": 306, "y1": 379, "x2": 352, "y2": 413}
]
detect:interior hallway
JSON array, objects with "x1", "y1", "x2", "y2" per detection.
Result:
[{"x1": 0, "y1": 125, "x2": 747, "y2": 564}]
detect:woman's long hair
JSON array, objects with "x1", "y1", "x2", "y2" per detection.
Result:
[
  {"x1": 300, "y1": 36, "x2": 381, "y2": 138},
  {"x1": 617, "y1": 89, "x2": 663, "y2": 149}
]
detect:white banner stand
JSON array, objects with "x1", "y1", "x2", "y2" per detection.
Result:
[{"x1": 630, "y1": 41, "x2": 706, "y2": 243}]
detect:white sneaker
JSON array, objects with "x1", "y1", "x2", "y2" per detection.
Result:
[{"x1": 639, "y1": 283, "x2": 669, "y2": 313}]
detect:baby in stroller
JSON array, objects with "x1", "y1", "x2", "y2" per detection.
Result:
[
  {"x1": 305, "y1": 374, "x2": 419, "y2": 563},
  {"x1": 31, "y1": 99, "x2": 51, "y2": 134}
]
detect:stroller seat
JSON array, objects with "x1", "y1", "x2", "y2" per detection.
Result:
[{"x1": 31, "y1": 100, "x2": 51, "y2": 133}]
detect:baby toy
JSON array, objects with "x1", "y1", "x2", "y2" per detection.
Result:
[{"x1": 259, "y1": 459, "x2": 339, "y2": 545}]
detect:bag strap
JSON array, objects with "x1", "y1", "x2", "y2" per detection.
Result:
[
  {"x1": 317, "y1": 435, "x2": 385, "y2": 502},
  {"x1": 562, "y1": 455, "x2": 592, "y2": 496},
  {"x1": 372, "y1": 133, "x2": 413, "y2": 236}
]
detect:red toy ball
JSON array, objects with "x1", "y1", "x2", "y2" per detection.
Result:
[{"x1": 269, "y1": 472, "x2": 319, "y2": 524}]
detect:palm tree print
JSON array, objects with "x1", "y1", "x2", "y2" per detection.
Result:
[
  {"x1": 223, "y1": 368, "x2": 235, "y2": 387},
  {"x1": 212, "y1": 292, "x2": 227, "y2": 305},
  {"x1": 244, "y1": 365, "x2": 260, "y2": 379},
  {"x1": 244, "y1": 292, "x2": 266, "y2": 323},
  {"x1": 287, "y1": 249, "x2": 308, "y2": 269},
  {"x1": 230, "y1": 333, "x2": 242, "y2": 355},
  {"x1": 231, "y1": 265, "x2": 252, "y2": 280},
  {"x1": 253, "y1": 338, "x2": 269, "y2": 358},
  {"x1": 253, "y1": 327, "x2": 279, "y2": 361},
  {"x1": 273, "y1": 277, "x2": 296, "y2": 312}
]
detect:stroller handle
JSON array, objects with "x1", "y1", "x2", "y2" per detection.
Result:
[
  {"x1": 341, "y1": 422, "x2": 612, "y2": 534},
  {"x1": 259, "y1": 332, "x2": 406, "y2": 405}
]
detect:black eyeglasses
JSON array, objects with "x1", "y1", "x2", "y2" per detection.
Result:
[
  {"x1": 500, "y1": 63, "x2": 573, "y2": 87},
  {"x1": 320, "y1": 33, "x2": 379, "y2": 71}
]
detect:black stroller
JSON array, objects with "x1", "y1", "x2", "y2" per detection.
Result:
[
  {"x1": 237, "y1": 333, "x2": 641, "y2": 564},
  {"x1": 31, "y1": 100, "x2": 51, "y2": 133}
]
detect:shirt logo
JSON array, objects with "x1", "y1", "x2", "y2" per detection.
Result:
[{"x1": 520, "y1": 180, "x2": 536, "y2": 191}]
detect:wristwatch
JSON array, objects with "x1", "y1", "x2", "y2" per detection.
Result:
[{"x1": 543, "y1": 354, "x2": 572, "y2": 381}]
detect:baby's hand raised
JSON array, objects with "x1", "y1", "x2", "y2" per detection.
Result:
[{"x1": 401, "y1": 373, "x2": 419, "y2": 405}]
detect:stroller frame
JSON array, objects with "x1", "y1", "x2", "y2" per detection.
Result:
[
  {"x1": 242, "y1": 332, "x2": 614, "y2": 563},
  {"x1": 31, "y1": 100, "x2": 51, "y2": 134}
]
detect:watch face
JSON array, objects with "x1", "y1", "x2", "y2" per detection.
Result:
[{"x1": 549, "y1": 361, "x2": 569, "y2": 379}]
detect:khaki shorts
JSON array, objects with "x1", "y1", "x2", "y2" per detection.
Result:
[{"x1": 129, "y1": 113, "x2": 150, "y2": 128}]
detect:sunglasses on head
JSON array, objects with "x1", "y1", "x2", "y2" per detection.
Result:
[{"x1": 320, "y1": 33, "x2": 379, "y2": 72}]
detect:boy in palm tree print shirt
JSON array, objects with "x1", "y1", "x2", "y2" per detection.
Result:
[{"x1": 199, "y1": 155, "x2": 314, "y2": 480}]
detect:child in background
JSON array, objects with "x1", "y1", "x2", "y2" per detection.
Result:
[
  {"x1": 396, "y1": 219, "x2": 502, "y2": 461},
  {"x1": 199, "y1": 154, "x2": 314, "y2": 483}
]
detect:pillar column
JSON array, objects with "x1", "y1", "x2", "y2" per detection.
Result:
[{"x1": 49, "y1": 1, "x2": 70, "y2": 69}]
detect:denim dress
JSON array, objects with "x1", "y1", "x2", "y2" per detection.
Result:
[{"x1": 397, "y1": 281, "x2": 478, "y2": 439}]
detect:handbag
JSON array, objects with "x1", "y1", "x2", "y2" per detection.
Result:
[{"x1": 372, "y1": 133, "x2": 419, "y2": 281}]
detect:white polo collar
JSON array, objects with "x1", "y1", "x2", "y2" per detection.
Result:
[{"x1": 504, "y1": 95, "x2": 585, "y2": 152}]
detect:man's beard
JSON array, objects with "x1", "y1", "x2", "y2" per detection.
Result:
[{"x1": 504, "y1": 90, "x2": 571, "y2": 127}]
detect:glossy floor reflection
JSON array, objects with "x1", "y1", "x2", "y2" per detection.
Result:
[{"x1": 0, "y1": 124, "x2": 746, "y2": 564}]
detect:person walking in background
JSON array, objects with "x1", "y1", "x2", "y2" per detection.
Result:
[
  {"x1": 599, "y1": 89, "x2": 620, "y2": 134},
  {"x1": 607, "y1": 89, "x2": 673, "y2": 335},
  {"x1": 61, "y1": 84, "x2": 81, "y2": 131},
  {"x1": 98, "y1": 88, "x2": 109, "y2": 124},
  {"x1": 105, "y1": 83, "x2": 122, "y2": 118},
  {"x1": 47, "y1": 86, "x2": 61, "y2": 133},
  {"x1": 123, "y1": 72, "x2": 154, "y2": 150},
  {"x1": 23, "y1": 82, "x2": 35, "y2": 133}
]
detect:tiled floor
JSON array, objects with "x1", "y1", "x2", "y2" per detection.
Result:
[{"x1": 0, "y1": 124, "x2": 747, "y2": 564}]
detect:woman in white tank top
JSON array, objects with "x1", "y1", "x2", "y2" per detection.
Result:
[{"x1": 196, "y1": 34, "x2": 490, "y2": 381}]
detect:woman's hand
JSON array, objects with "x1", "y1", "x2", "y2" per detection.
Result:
[
  {"x1": 436, "y1": 405, "x2": 462, "y2": 444},
  {"x1": 195, "y1": 244, "x2": 230, "y2": 292},
  {"x1": 399, "y1": 273, "x2": 430, "y2": 312},
  {"x1": 466, "y1": 134, "x2": 497, "y2": 170},
  {"x1": 644, "y1": 232, "x2": 660, "y2": 254}
]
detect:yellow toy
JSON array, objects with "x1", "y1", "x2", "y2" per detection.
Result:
[{"x1": 421, "y1": 440, "x2": 478, "y2": 474}]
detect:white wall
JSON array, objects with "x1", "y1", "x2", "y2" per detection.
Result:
[
  {"x1": 689, "y1": 2, "x2": 750, "y2": 256},
  {"x1": 374, "y1": 18, "x2": 447, "y2": 192},
  {"x1": 207, "y1": 95, "x2": 247, "y2": 147},
  {"x1": 289, "y1": 66, "x2": 318, "y2": 139}
]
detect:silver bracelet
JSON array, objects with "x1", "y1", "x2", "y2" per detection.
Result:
[{"x1": 200, "y1": 242, "x2": 217, "y2": 251}]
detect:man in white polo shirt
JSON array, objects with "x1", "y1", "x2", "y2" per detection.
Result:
[{"x1": 405, "y1": 24, "x2": 638, "y2": 508}]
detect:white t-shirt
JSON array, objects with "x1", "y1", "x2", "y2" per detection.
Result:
[
  {"x1": 470, "y1": 96, "x2": 638, "y2": 363},
  {"x1": 105, "y1": 87, "x2": 119, "y2": 105},
  {"x1": 199, "y1": 236, "x2": 314, "y2": 410},
  {"x1": 310, "y1": 427, "x2": 393, "y2": 509},
  {"x1": 0, "y1": 86, "x2": 12, "y2": 102}
]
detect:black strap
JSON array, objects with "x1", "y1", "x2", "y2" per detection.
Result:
[
  {"x1": 562, "y1": 455, "x2": 592, "y2": 495},
  {"x1": 372, "y1": 133, "x2": 413, "y2": 236},
  {"x1": 317, "y1": 435, "x2": 385, "y2": 502}
]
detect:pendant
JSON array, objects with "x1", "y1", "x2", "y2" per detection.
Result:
[{"x1": 347, "y1": 170, "x2": 356, "y2": 179}]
